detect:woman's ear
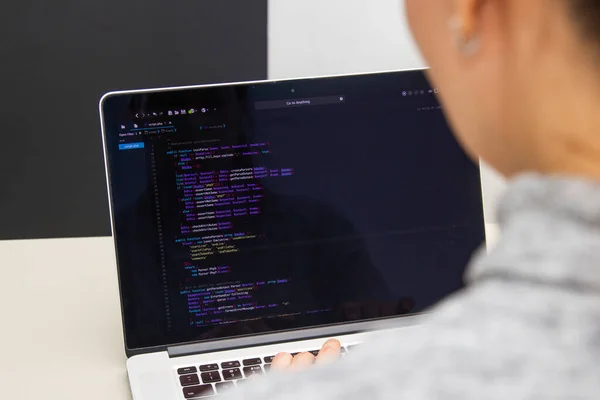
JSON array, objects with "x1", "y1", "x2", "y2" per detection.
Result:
[
  {"x1": 454, "y1": 0, "x2": 484, "y2": 39},
  {"x1": 450, "y1": 0, "x2": 486, "y2": 56}
]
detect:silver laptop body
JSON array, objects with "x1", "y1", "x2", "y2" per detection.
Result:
[{"x1": 98, "y1": 68, "x2": 486, "y2": 400}]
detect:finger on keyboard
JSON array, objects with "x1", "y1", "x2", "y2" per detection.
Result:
[
  {"x1": 316, "y1": 339, "x2": 342, "y2": 364},
  {"x1": 290, "y1": 352, "x2": 316, "y2": 370},
  {"x1": 271, "y1": 352, "x2": 293, "y2": 370}
]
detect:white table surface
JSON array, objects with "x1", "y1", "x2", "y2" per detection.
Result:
[
  {"x1": 0, "y1": 224, "x2": 499, "y2": 400},
  {"x1": 0, "y1": 237, "x2": 130, "y2": 400}
]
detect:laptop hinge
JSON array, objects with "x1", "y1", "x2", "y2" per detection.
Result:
[{"x1": 167, "y1": 316, "x2": 421, "y2": 358}]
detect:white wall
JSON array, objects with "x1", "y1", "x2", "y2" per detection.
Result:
[
  {"x1": 268, "y1": 0, "x2": 425, "y2": 77},
  {"x1": 268, "y1": 0, "x2": 506, "y2": 224}
]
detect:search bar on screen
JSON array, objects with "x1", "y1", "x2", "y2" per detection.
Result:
[{"x1": 255, "y1": 95, "x2": 346, "y2": 111}]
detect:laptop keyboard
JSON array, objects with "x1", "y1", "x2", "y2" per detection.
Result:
[{"x1": 177, "y1": 346, "x2": 351, "y2": 398}]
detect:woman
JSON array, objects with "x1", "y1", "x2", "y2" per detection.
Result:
[{"x1": 226, "y1": 0, "x2": 600, "y2": 398}]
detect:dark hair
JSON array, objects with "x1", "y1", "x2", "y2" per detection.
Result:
[{"x1": 571, "y1": 1, "x2": 600, "y2": 41}]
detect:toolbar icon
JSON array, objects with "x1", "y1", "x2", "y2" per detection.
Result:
[
  {"x1": 174, "y1": 110, "x2": 180, "y2": 115},
  {"x1": 168, "y1": 111, "x2": 173, "y2": 116}
]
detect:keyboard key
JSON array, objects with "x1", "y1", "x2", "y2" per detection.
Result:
[
  {"x1": 215, "y1": 381, "x2": 235, "y2": 393},
  {"x1": 177, "y1": 366, "x2": 197, "y2": 375},
  {"x1": 221, "y1": 361, "x2": 241, "y2": 369},
  {"x1": 263, "y1": 356, "x2": 275, "y2": 364},
  {"x1": 235, "y1": 379, "x2": 246, "y2": 385},
  {"x1": 182, "y1": 384, "x2": 215, "y2": 399},
  {"x1": 222, "y1": 368, "x2": 243, "y2": 380},
  {"x1": 243, "y1": 365, "x2": 263, "y2": 377},
  {"x1": 201, "y1": 371, "x2": 222, "y2": 384},
  {"x1": 179, "y1": 374, "x2": 200, "y2": 387},
  {"x1": 243, "y1": 358, "x2": 262, "y2": 366},
  {"x1": 199, "y1": 363, "x2": 219, "y2": 372},
  {"x1": 264, "y1": 364, "x2": 271, "y2": 372}
]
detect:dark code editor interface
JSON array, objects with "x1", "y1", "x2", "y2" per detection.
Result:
[{"x1": 103, "y1": 71, "x2": 486, "y2": 350}]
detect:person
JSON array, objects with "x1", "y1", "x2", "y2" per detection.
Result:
[{"x1": 222, "y1": 0, "x2": 600, "y2": 398}]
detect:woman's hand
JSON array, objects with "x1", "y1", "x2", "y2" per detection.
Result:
[{"x1": 271, "y1": 339, "x2": 342, "y2": 371}]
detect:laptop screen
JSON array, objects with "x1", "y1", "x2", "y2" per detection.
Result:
[{"x1": 101, "y1": 70, "x2": 486, "y2": 352}]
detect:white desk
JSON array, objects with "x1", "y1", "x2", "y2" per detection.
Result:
[
  {"x1": 0, "y1": 237, "x2": 130, "y2": 400},
  {"x1": 0, "y1": 224, "x2": 499, "y2": 400}
]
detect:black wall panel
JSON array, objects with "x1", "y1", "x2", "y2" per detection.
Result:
[{"x1": 0, "y1": 0, "x2": 267, "y2": 240}]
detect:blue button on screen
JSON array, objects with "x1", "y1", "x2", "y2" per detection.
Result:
[{"x1": 119, "y1": 142, "x2": 145, "y2": 151}]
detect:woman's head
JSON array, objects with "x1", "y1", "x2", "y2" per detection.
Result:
[{"x1": 405, "y1": 0, "x2": 600, "y2": 179}]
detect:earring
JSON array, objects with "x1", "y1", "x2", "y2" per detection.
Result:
[{"x1": 448, "y1": 16, "x2": 481, "y2": 56}]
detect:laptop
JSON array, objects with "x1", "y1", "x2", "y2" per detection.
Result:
[{"x1": 99, "y1": 68, "x2": 486, "y2": 400}]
